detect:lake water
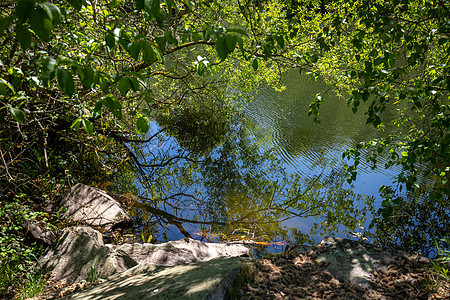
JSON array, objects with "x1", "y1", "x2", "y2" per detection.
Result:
[
  {"x1": 134, "y1": 71, "x2": 401, "y2": 252},
  {"x1": 243, "y1": 72, "x2": 401, "y2": 245}
]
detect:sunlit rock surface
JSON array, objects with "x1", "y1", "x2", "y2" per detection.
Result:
[
  {"x1": 108, "y1": 238, "x2": 250, "y2": 266},
  {"x1": 63, "y1": 258, "x2": 244, "y2": 300},
  {"x1": 39, "y1": 227, "x2": 249, "y2": 287},
  {"x1": 40, "y1": 226, "x2": 137, "y2": 285},
  {"x1": 58, "y1": 183, "x2": 130, "y2": 230}
]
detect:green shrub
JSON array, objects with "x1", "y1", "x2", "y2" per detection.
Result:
[
  {"x1": 17, "y1": 269, "x2": 46, "y2": 300},
  {"x1": 0, "y1": 195, "x2": 46, "y2": 298}
]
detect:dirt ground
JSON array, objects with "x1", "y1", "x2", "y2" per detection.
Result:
[{"x1": 240, "y1": 245, "x2": 450, "y2": 300}]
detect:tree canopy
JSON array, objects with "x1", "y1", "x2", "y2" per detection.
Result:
[{"x1": 0, "y1": 0, "x2": 296, "y2": 196}]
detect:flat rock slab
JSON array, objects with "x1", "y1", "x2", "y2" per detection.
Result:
[
  {"x1": 59, "y1": 183, "x2": 130, "y2": 229},
  {"x1": 63, "y1": 257, "x2": 244, "y2": 300},
  {"x1": 108, "y1": 238, "x2": 250, "y2": 266}
]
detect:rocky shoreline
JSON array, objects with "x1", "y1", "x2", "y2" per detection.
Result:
[
  {"x1": 28, "y1": 184, "x2": 449, "y2": 299},
  {"x1": 31, "y1": 235, "x2": 450, "y2": 299}
]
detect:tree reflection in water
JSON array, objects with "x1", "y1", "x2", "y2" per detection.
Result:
[{"x1": 122, "y1": 106, "x2": 373, "y2": 250}]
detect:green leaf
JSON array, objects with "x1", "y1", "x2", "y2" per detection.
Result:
[
  {"x1": 149, "y1": 0, "x2": 160, "y2": 16},
  {"x1": 215, "y1": 35, "x2": 228, "y2": 61},
  {"x1": 181, "y1": 32, "x2": 190, "y2": 43},
  {"x1": 29, "y1": 7, "x2": 53, "y2": 42},
  {"x1": 16, "y1": 0, "x2": 35, "y2": 23},
  {"x1": 69, "y1": 0, "x2": 83, "y2": 10},
  {"x1": 102, "y1": 96, "x2": 122, "y2": 119},
  {"x1": 364, "y1": 61, "x2": 372, "y2": 73},
  {"x1": 273, "y1": 35, "x2": 284, "y2": 49},
  {"x1": 137, "y1": 116, "x2": 149, "y2": 134},
  {"x1": 141, "y1": 41, "x2": 157, "y2": 64},
  {"x1": 117, "y1": 77, "x2": 130, "y2": 96},
  {"x1": 77, "y1": 66, "x2": 94, "y2": 88},
  {"x1": 203, "y1": 28, "x2": 212, "y2": 41},
  {"x1": 144, "y1": 94, "x2": 153, "y2": 105},
  {"x1": 99, "y1": 76, "x2": 109, "y2": 93},
  {"x1": 128, "y1": 42, "x2": 141, "y2": 60},
  {"x1": 141, "y1": 108, "x2": 151, "y2": 116},
  {"x1": 106, "y1": 33, "x2": 115, "y2": 49},
  {"x1": 41, "y1": 2, "x2": 61, "y2": 25},
  {"x1": 93, "y1": 101, "x2": 103, "y2": 115},
  {"x1": 165, "y1": 30, "x2": 178, "y2": 46},
  {"x1": 227, "y1": 28, "x2": 247, "y2": 36},
  {"x1": 197, "y1": 63, "x2": 206, "y2": 76},
  {"x1": 192, "y1": 32, "x2": 200, "y2": 43},
  {"x1": 70, "y1": 118, "x2": 82, "y2": 131},
  {"x1": 136, "y1": 0, "x2": 144, "y2": 10},
  {"x1": 128, "y1": 77, "x2": 140, "y2": 92},
  {"x1": 40, "y1": 57, "x2": 56, "y2": 87},
  {"x1": 183, "y1": 0, "x2": 193, "y2": 11},
  {"x1": 118, "y1": 33, "x2": 131, "y2": 50},
  {"x1": 374, "y1": 57, "x2": 384, "y2": 66},
  {"x1": 155, "y1": 36, "x2": 165, "y2": 48},
  {"x1": 165, "y1": 0, "x2": 175, "y2": 9},
  {"x1": 237, "y1": 36, "x2": 244, "y2": 56},
  {"x1": 252, "y1": 58, "x2": 258, "y2": 71},
  {"x1": 10, "y1": 107, "x2": 26, "y2": 124},
  {"x1": 15, "y1": 23, "x2": 32, "y2": 51},
  {"x1": 81, "y1": 119, "x2": 93, "y2": 135},
  {"x1": 225, "y1": 34, "x2": 237, "y2": 53},
  {"x1": 0, "y1": 78, "x2": 15, "y2": 95},
  {"x1": 401, "y1": 151, "x2": 408, "y2": 157},
  {"x1": 154, "y1": 47, "x2": 164, "y2": 62},
  {"x1": 128, "y1": 71, "x2": 145, "y2": 81},
  {"x1": 56, "y1": 67, "x2": 75, "y2": 96},
  {"x1": 0, "y1": 16, "x2": 14, "y2": 36}
]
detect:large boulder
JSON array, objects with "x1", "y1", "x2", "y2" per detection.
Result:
[
  {"x1": 108, "y1": 238, "x2": 250, "y2": 266},
  {"x1": 39, "y1": 226, "x2": 137, "y2": 285},
  {"x1": 58, "y1": 183, "x2": 130, "y2": 230},
  {"x1": 40, "y1": 227, "x2": 249, "y2": 286}
]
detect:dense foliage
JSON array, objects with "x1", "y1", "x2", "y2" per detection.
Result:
[
  {"x1": 286, "y1": 0, "x2": 450, "y2": 253},
  {"x1": 0, "y1": 0, "x2": 449, "y2": 297}
]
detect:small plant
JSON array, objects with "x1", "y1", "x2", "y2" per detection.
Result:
[
  {"x1": 17, "y1": 269, "x2": 46, "y2": 300},
  {"x1": 431, "y1": 237, "x2": 450, "y2": 280},
  {"x1": 87, "y1": 265, "x2": 100, "y2": 283},
  {"x1": 141, "y1": 232, "x2": 153, "y2": 244},
  {"x1": 87, "y1": 265, "x2": 107, "y2": 283}
]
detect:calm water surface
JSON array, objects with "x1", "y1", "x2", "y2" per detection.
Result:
[
  {"x1": 137, "y1": 71, "x2": 400, "y2": 250},
  {"x1": 246, "y1": 72, "x2": 400, "y2": 193},
  {"x1": 243, "y1": 72, "x2": 400, "y2": 244}
]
